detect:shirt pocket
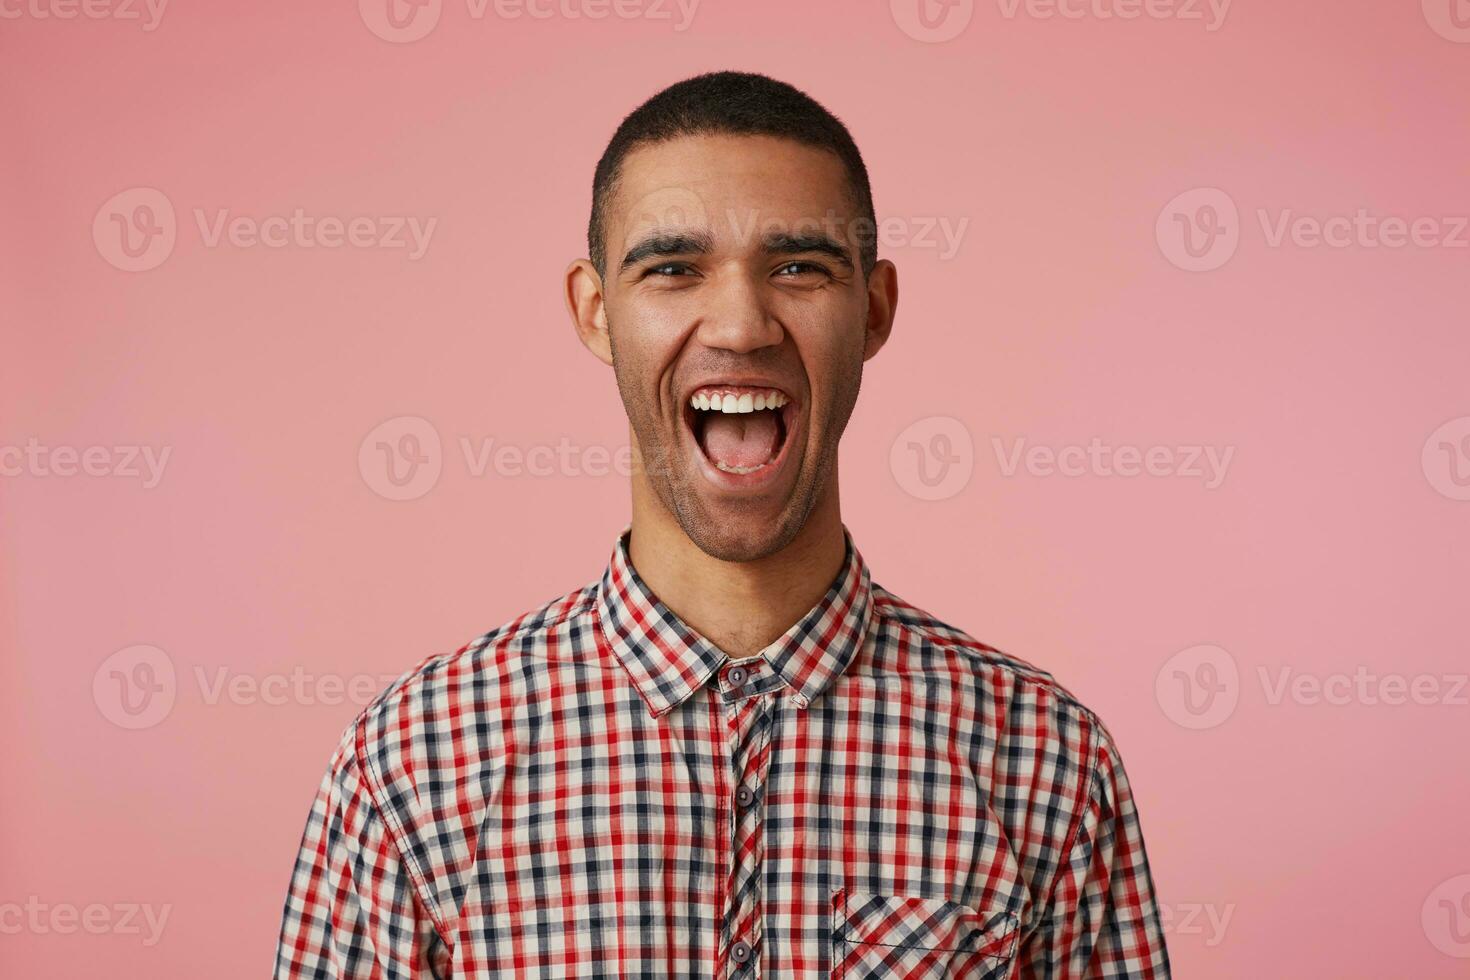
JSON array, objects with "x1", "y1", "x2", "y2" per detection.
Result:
[{"x1": 830, "y1": 887, "x2": 1020, "y2": 980}]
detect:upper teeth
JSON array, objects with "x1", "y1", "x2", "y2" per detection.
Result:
[{"x1": 690, "y1": 391, "x2": 789, "y2": 413}]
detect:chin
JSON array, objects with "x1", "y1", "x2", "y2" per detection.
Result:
[{"x1": 671, "y1": 481, "x2": 818, "y2": 564}]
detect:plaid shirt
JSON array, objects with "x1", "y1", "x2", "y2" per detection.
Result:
[{"x1": 275, "y1": 525, "x2": 1171, "y2": 979}]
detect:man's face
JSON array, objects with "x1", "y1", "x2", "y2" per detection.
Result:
[{"x1": 587, "y1": 133, "x2": 894, "y2": 562}]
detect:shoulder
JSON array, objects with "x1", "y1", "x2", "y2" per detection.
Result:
[
  {"x1": 869, "y1": 584, "x2": 1141, "y2": 879},
  {"x1": 349, "y1": 581, "x2": 600, "y2": 757},
  {"x1": 868, "y1": 583, "x2": 1124, "y2": 763},
  {"x1": 311, "y1": 581, "x2": 602, "y2": 929}
]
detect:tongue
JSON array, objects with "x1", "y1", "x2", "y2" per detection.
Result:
[{"x1": 700, "y1": 411, "x2": 779, "y2": 469}]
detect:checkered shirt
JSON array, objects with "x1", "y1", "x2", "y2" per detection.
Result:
[{"x1": 274, "y1": 525, "x2": 1171, "y2": 978}]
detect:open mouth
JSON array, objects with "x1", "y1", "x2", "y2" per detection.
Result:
[{"x1": 683, "y1": 384, "x2": 796, "y2": 481}]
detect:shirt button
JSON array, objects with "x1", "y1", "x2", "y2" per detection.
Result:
[
  {"x1": 735, "y1": 785, "x2": 754, "y2": 807},
  {"x1": 731, "y1": 940, "x2": 751, "y2": 963},
  {"x1": 726, "y1": 665, "x2": 748, "y2": 687}
]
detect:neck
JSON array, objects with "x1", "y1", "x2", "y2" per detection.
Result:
[{"x1": 626, "y1": 466, "x2": 847, "y2": 661}]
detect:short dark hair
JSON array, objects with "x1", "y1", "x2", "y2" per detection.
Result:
[{"x1": 587, "y1": 71, "x2": 877, "y2": 280}]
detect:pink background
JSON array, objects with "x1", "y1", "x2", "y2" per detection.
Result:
[{"x1": 4, "y1": 1, "x2": 1469, "y2": 976}]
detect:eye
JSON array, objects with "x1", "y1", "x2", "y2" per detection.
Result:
[
  {"x1": 645, "y1": 262, "x2": 695, "y2": 278},
  {"x1": 775, "y1": 261, "x2": 829, "y2": 278}
]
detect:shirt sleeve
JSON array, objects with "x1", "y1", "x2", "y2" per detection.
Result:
[
  {"x1": 1016, "y1": 721, "x2": 1172, "y2": 979},
  {"x1": 273, "y1": 730, "x2": 445, "y2": 979}
]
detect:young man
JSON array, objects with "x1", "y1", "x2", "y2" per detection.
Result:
[{"x1": 275, "y1": 72, "x2": 1171, "y2": 979}]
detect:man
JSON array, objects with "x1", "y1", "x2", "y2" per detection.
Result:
[{"x1": 275, "y1": 71, "x2": 1171, "y2": 979}]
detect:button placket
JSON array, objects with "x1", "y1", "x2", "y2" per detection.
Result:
[{"x1": 719, "y1": 684, "x2": 776, "y2": 977}]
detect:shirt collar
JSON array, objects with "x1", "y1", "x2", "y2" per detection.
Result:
[{"x1": 595, "y1": 524, "x2": 874, "y2": 719}]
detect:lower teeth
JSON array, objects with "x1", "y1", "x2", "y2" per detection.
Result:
[{"x1": 714, "y1": 460, "x2": 768, "y2": 475}]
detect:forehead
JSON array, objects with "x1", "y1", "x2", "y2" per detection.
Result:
[{"x1": 608, "y1": 134, "x2": 858, "y2": 247}]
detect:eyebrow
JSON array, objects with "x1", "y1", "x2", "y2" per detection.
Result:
[
  {"x1": 619, "y1": 231, "x2": 714, "y2": 274},
  {"x1": 617, "y1": 228, "x2": 856, "y2": 275},
  {"x1": 760, "y1": 231, "x2": 854, "y2": 270}
]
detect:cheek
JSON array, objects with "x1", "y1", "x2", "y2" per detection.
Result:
[
  {"x1": 789, "y1": 317, "x2": 866, "y2": 412},
  {"x1": 607, "y1": 304, "x2": 687, "y2": 412},
  {"x1": 609, "y1": 295, "x2": 693, "y2": 358}
]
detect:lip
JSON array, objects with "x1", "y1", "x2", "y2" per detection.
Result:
[{"x1": 677, "y1": 378, "x2": 802, "y2": 494}]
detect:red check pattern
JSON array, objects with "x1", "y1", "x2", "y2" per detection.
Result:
[{"x1": 274, "y1": 525, "x2": 1171, "y2": 978}]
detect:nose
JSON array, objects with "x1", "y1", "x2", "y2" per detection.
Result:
[{"x1": 693, "y1": 271, "x2": 784, "y2": 354}]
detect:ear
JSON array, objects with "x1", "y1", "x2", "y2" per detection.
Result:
[
  {"x1": 861, "y1": 258, "x2": 898, "y2": 362},
  {"x1": 565, "y1": 258, "x2": 612, "y2": 366}
]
